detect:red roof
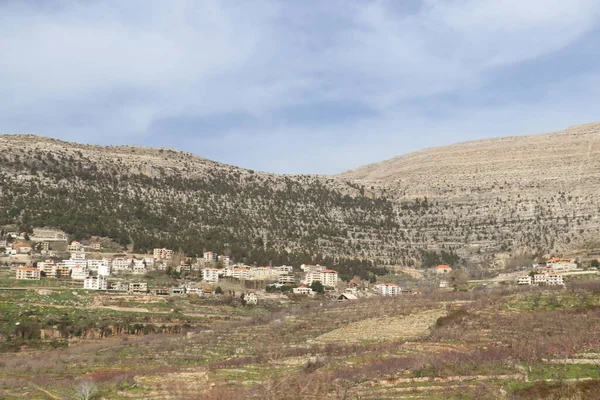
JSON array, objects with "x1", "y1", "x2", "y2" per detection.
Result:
[
  {"x1": 435, "y1": 265, "x2": 452, "y2": 269},
  {"x1": 323, "y1": 270, "x2": 338, "y2": 274}
]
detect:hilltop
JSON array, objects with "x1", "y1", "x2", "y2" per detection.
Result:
[{"x1": 1, "y1": 123, "x2": 600, "y2": 275}]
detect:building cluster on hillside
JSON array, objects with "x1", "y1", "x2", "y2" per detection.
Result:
[
  {"x1": 515, "y1": 258, "x2": 578, "y2": 287},
  {"x1": 8, "y1": 239, "x2": 429, "y2": 300}
]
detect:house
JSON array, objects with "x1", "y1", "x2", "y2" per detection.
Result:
[
  {"x1": 153, "y1": 248, "x2": 173, "y2": 260},
  {"x1": 244, "y1": 293, "x2": 258, "y2": 305},
  {"x1": 129, "y1": 282, "x2": 148, "y2": 294},
  {"x1": 517, "y1": 276, "x2": 532, "y2": 285},
  {"x1": 16, "y1": 267, "x2": 41, "y2": 280},
  {"x1": 374, "y1": 283, "x2": 401, "y2": 296},
  {"x1": 293, "y1": 285, "x2": 315, "y2": 295},
  {"x1": 84, "y1": 276, "x2": 107, "y2": 290},
  {"x1": 202, "y1": 267, "x2": 220, "y2": 283},
  {"x1": 337, "y1": 292, "x2": 358, "y2": 301},
  {"x1": 439, "y1": 280, "x2": 449, "y2": 288},
  {"x1": 203, "y1": 251, "x2": 218, "y2": 264},
  {"x1": 67, "y1": 241, "x2": 83, "y2": 252},
  {"x1": 435, "y1": 265, "x2": 453, "y2": 274},
  {"x1": 89, "y1": 242, "x2": 101, "y2": 250}
]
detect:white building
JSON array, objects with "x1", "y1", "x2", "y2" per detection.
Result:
[
  {"x1": 112, "y1": 257, "x2": 133, "y2": 272},
  {"x1": 67, "y1": 241, "x2": 83, "y2": 252},
  {"x1": 71, "y1": 265, "x2": 89, "y2": 280},
  {"x1": 249, "y1": 266, "x2": 277, "y2": 280},
  {"x1": 293, "y1": 285, "x2": 315, "y2": 295},
  {"x1": 87, "y1": 258, "x2": 110, "y2": 271},
  {"x1": 301, "y1": 264, "x2": 326, "y2": 273},
  {"x1": 70, "y1": 252, "x2": 86, "y2": 260},
  {"x1": 98, "y1": 264, "x2": 111, "y2": 277},
  {"x1": 517, "y1": 276, "x2": 532, "y2": 285},
  {"x1": 84, "y1": 276, "x2": 107, "y2": 290},
  {"x1": 232, "y1": 267, "x2": 250, "y2": 280},
  {"x1": 203, "y1": 268, "x2": 220, "y2": 283},
  {"x1": 374, "y1": 283, "x2": 401, "y2": 296},
  {"x1": 533, "y1": 273, "x2": 564, "y2": 286},
  {"x1": 277, "y1": 273, "x2": 295, "y2": 284},
  {"x1": 218, "y1": 255, "x2": 231, "y2": 267},
  {"x1": 303, "y1": 269, "x2": 338, "y2": 288},
  {"x1": 274, "y1": 265, "x2": 294, "y2": 273},
  {"x1": 129, "y1": 282, "x2": 148, "y2": 293},
  {"x1": 244, "y1": 293, "x2": 258, "y2": 305},
  {"x1": 203, "y1": 251, "x2": 218, "y2": 264},
  {"x1": 153, "y1": 248, "x2": 173, "y2": 260},
  {"x1": 16, "y1": 267, "x2": 41, "y2": 280}
]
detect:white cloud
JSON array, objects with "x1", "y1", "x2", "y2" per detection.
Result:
[{"x1": 0, "y1": 0, "x2": 599, "y2": 171}]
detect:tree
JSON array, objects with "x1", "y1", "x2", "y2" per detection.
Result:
[
  {"x1": 215, "y1": 286, "x2": 224, "y2": 295},
  {"x1": 590, "y1": 259, "x2": 599, "y2": 269},
  {"x1": 74, "y1": 380, "x2": 97, "y2": 400},
  {"x1": 310, "y1": 281, "x2": 324, "y2": 294}
]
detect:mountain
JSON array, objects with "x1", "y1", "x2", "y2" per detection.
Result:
[{"x1": 1, "y1": 123, "x2": 600, "y2": 277}]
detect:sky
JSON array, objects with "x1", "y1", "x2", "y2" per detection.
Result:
[{"x1": 2, "y1": 0, "x2": 600, "y2": 174}]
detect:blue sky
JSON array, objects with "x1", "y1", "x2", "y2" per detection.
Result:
[{"x1": 2, "y1": 0, "x2": 600, "y2": 174}]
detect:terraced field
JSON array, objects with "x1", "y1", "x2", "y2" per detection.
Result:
[{"x1": 2, "y1": 282, "x2": 600, "y2": 399}]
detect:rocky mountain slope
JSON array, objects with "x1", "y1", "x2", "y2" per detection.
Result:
[{"x1": 1, "y1": 123, "x2": 599, "y2": 276}]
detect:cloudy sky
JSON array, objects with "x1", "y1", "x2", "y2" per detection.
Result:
[{"x1": 2, "y1": 0, "x2": 600, "y2": 174}]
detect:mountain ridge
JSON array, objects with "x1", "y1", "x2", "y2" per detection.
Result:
[{"x1": 1, "y1": 122, "x2": 600, "y2": 277}]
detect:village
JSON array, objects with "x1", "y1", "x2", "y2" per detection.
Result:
[{"x1": 2, "y1": 228, "x2": 600, "y2": 304}]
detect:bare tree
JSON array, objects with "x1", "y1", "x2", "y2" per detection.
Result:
[{"x1": 74, "y1": 380, "x2": 97, "y2": 400}]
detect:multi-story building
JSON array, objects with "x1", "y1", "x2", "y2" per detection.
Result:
[
  {"x1": 517, "y1": 276, "x2": 532, "y2": 285},
  {"x1": 303, "y1": 269, "x2": 339, "y2": 288},
  {"x1": 70, "y1": 252, "x2": 86, "y2": 260},
  {"x1": 232, "y1": 267, "x2": 250, "y2": 280},
  {"x1": 203, "y1": 251, "x2": 218, "y2": 264},
  {"x1": 533, "y1": 273, "x2": 564, "y2": 286},
  {"x1": 249, "y1": 266, "x2": 277, "y2": 280},
  {"x1": 16, "y1": 267, "x2": 41, "y2": 280},
  {"x1": 87, "y1": 258, "x2": 110, "y2": 271},
  {"x1": 55, "y1": 264, "x2": 70, "y2": 278},
  {"x1": 274, "y1": 265, "x2": 294, "y2": 273},
  {"x1": 374, "y1": 283, "x2": 401, "y2": 296},
  {"x1": 112, "y1": 257, "x2": 133, "y2": 272},
  {"x1": 277, "y1": 273, "x2": 295, "y2": 284},
  {"x1": 301, "y1": 264, "x2": 325, "y2": 273},
  {"x1": 202, "y1": 268, "x2": 220, "y2": 283},
  {"x1": 98, "y1": 264, "x2": 111, "y2": 277},
  {"x1": 71, "y1": 265, "x2": 89, "y2": 280},
  {"x1": 84, "y1": 276, "x2": 107, "y2": 290},
  {"x1": 153, "y1": 248, "x2": 173, "y2": 260},
  {"x1": 129, "y1": 282, "x2": 148, "y2": 293},
  {"x1": 218, "y1": 255, "x2": 231, "y2": 267}
]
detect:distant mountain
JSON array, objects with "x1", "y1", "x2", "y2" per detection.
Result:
[{"x1": 1, "y1": 123, "x2": 599, "y2": 277}]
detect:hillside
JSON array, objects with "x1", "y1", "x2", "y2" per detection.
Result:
[{"x1": 1, "y1": 123, "x2": 600, "y2": 275}]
